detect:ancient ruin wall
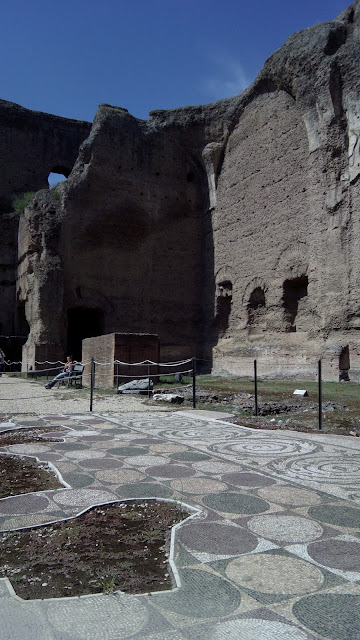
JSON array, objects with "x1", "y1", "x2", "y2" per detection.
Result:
[
  {"x1": 15, "y1": 1, "x2": 360, "y2": 379},
  {"x1": 0, "y1": 99, "x2": 91, "y2": 357},
  {"x1": 211, "y1": 2, "x2": 360, "y2": 378}
]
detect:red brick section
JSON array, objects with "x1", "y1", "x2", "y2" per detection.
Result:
[{"x1": 82, "y1": 333, "x2": 159, "y2": 388}]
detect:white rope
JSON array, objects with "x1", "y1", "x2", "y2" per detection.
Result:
[{"x1": 35, "y1": 360, "x2": 65, "y2": 365}]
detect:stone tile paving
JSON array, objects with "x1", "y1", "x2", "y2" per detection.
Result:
[{"x1": 1, "y1": 411, "x2": 360, "y2": 638}]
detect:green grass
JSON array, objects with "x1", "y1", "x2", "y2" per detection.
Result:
[
  {"x1": 12, "y1": 192, "x2": 36, "y2": 214},
  {"x1": 195, "y1": 375, "x2": 360, "y2": 408}
]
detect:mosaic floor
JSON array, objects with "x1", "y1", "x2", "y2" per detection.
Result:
[{"x1": 1, "y1": 411, "x2": 360, "y2": 639}]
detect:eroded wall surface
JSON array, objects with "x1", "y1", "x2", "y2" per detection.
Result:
[
  {"x1": 10, "y1": 1, "x2": 360, "y2": 379},
  {"x1": 0, "y1": 99, "x2": 90, "y2": 355}
]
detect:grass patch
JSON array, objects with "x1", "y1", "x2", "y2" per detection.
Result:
[{"x1": 12, "y1": 192, "x2": 36, "y2": 214}]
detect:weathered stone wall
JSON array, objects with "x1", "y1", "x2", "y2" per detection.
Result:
[
  {"x1": 0, "y1": 99, "x2": 91, "y2": 213},
  {"x1": 9, "y1": 1, "x2": 360, "y2": 380},
  {"x1": 0, "y1": 99, "x2": 91, "y2": 353}
]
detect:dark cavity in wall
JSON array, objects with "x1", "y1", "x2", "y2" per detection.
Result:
[
  {"x1": 67, "y1": 308, "x2": 104, "y2": 361},
  {"x1": 339, "y1": 345, "x2": 350, "y2": 381},
  {"x1": 247, "y1": 287, "x2": 266, "y2": 327},
  {"x1": 215, "y1": 281, "x2": 232, "y2": 337},
  {"x1": 282, "y1": 276, "x2": 308, "y2": 332}
]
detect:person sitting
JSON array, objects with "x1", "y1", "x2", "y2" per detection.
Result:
[
  {"x1": 45, "y1": 356, "x2": 75, "y2": 389},
  {"x1": 0, "y1": 348, "x2": 5, "y2": 377}
]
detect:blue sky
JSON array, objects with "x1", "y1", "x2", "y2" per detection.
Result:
[{"x1": 1, "y1": 0, "x2": 349, "y2": 123}]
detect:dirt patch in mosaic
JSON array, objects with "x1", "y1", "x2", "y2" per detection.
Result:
[
  {"x1": 0, "y1": 454, "x2": 62, "y2": 499},
  {"x1": 0, "y1": 501, "x2": 187, "y2": 599},
  {"x1": 0, "y1": 427, "x2": 65, "y2": 447}
]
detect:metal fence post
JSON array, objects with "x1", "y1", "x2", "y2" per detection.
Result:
[
  {"x1": 148, "y1": 361, "x2": 151, "y2": 398},
  {"x1": 192, "y1": 357, "x2": 196, "y2": 409},
  {"x1": 90, "y1": 357, "x2": 95, "y2": 412},
  {"x1": 254, "y1": 359, "x2": 258, "y2": 416},
  {"x1": 318, "y1": 359, "x2": 322, "y2": 431}
]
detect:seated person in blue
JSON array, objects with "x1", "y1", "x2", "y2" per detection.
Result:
[{"x1": 45, "y1": 356, "x2": 75, "y2": 389}]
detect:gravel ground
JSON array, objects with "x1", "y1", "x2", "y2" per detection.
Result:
[{"x1": 0, "y1": 375, "x2": 171, "y2": 416}]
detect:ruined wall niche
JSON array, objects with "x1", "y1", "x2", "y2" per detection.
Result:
[
  {"x1": 339, "y1": 344, "x2": 350, "y2": 380},
  {"x1": 215, "y1": 279, "x2": 233, "y2": 338},
  {"x1": 247, "y1": 287, "x2": 266, "y2": 329},
  {"x1": 282, "y1": 275, "x2": 309, "y2": 332}
]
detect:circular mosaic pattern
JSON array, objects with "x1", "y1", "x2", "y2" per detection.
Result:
[
  {"x1": 1, "y1": 513, "x2": 60, "y2": 530},
  {"x1": 165, "y1": 427, "x2": 241, "y2": 441},
  {"x1": 269, "y1": 453, "x2": 360, "y2": 485},
  {"x1": 63, "y1": 473, "x2": 94, "y2": 488},
  {"x1": 308, "y1": 539, "x2": 360, "y2": 571},
  {"x1": 171, "y1": 477, "x2": 228, "y2": 494},
  {"x1": 146, "y1": 464, "x2": 196, "y2": 478},
  {"x1": 293, "y1": 594, "x2": 360, "y2": 640},
  {"x1": 248, "y1": 514, "x2": 323, "y2": 543},
  {"x1": 54, "y1": 443, "x2": 89, "y2": 451},
  {"x1": 211, "y1": 618, "x2": 310, "y2": 639},
  {"x1": 203, "y1": 492, "x2": 269, "y2": 515},
  {"x1": 128, "y1": 437, "x2": 164, "y2": 445},
  {"x1": 52, "y1": 488, "x2": 117, "y2": 506},
  {"x1": 109, "y1": 446, "x2": 149, "y2": 457},
  {"x1": 193, "y1": 461, "x2": 241, "y2": 474},
  {"x1": 226, "y1": 554, "x2": 324, "y2": 594},
  {"x1": 65, "y1": 450, "x2": 106, "y2": 460},
  {"x1": 107, "y1": 447, "x2": 149, "y2": 457},
  {"x1": 170, "y1": 451, "x2": 211, "y2": 462},
  {"x1": 0, "y1": 493, "x2": 49, "y2": 514},
  {"x1": 150, "y1": 444, "x2": 188, "y2": 453},
  {"x1": 7, "y1": 443, "x2": 52, "y2": 454},
  {"x1": 47, "y1": 591, "x2": 149, "y2": 639},
  {"x1": 308, "y1": 505, "x2": 360, "y2": 528},
  {"x1": 124, "y1": 455, "x2": 169, "y2": 467},
  {"x1": 95, "y1": 469, "x2": 145, "y2": 484},
  {"x1": 257, "y1": 485, "x2": 321, "y2": 506},
  {"x1": 102, "y1": 428, "x2": 131, "y2": 434},
  {"x1": 222, "y1": 472, "x2": 276, "y2": 488},
  {"x1": 79, "y1": 458, "x2": 123, "y2": 470},
  {"x1": 117, "y1": 483, "x2": 173, "y2": 499},
  {"x1": 77, "y1": 435, "x2": 114, "y2": 442},
  {"x1": 210, "y1": 437, "x2": 317, "y2": 458},
  {"x1": 178, "y1": 522, "x2": 258, "y2": 555},
  {"x1": 156, "y1": 567, "x2": 241, "y2": 617}
]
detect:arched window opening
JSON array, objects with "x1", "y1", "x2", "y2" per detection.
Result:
[
  {"x1": 282, "y1": 276, "x2": 308, "y2": 332},
  {"x1": 215, "y1": 281, "x2": 232, "y2": 337},
  {"x1": 67, "y1": 308, "x2": 104, "y2": 362},
  {"x1": 48, "y1": 166, "x2": 71, "y2": 189},
  {"x1": 247, "y1": 287, "x2": 266, "y2": 327},
  {"x1": 339, "y1": 345, "x2": 350, "y2": 381}
]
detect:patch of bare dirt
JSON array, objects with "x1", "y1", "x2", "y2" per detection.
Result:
[
  {"x1": 0, "y1": 501, "x2": 187, "y2": 599},
  {"x1": 0, "y1": 454, "x2": 63, "y2": 499},
  {"x1": 0, "y1": 427, "x2": 65, "y2": 447}
]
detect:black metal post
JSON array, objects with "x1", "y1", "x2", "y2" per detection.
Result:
[
  {"x1": 254, "y1": 359, "x2": 258, "y2": 416},
  {"x1": 90, "y1": 357, "x2": 95, "y2": 412},
  {"x1": 318, "y1": 359, "x2": 322, "y2": 430},
  {"x1": 192, "y1": 357, "x2": 196, "y2": 409},
  {"x1": 148, "y1": 361, "x2": 151, "y2": 398},
  {"x1": 116, "y1": 362, "x2": 119, "y2": 388}
]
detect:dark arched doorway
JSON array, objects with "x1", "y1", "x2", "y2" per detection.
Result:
[{"x1": 67, "y1": 308, "x2": 104, "y2": 361}]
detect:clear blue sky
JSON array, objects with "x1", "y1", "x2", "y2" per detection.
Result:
[{"x1": 1, "y1": 0, "x2": 350, "y2": 123}]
